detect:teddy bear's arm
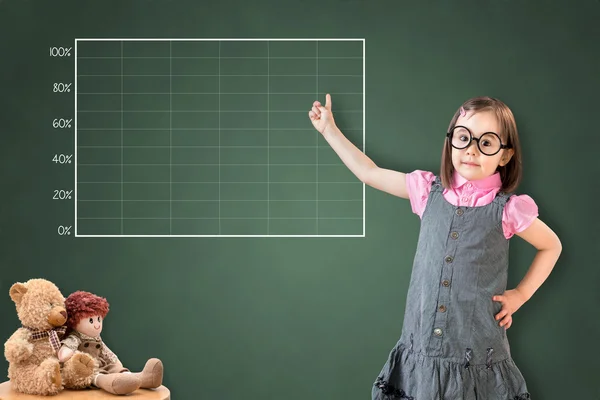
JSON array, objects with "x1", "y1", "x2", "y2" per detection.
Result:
[{"x1": 4, "y1": 328, "x2": 34, "y2": 363}]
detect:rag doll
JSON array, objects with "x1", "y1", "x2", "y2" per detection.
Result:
[{"x1": 58, "y1": 290, "x2": 163, "y2": 395}]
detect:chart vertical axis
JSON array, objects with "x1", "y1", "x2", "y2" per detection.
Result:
[{"x1": 74, "y1": 40, "x2": 78, "y2": 236}]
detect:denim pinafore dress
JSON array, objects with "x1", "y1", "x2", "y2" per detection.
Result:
[{"x1": 372, "y1": 176, "x2": 531, "y2": 400}]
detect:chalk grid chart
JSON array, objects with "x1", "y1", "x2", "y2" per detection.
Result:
[{"x1": 75, "y1": 39, "x2": 365, "y2": 237}]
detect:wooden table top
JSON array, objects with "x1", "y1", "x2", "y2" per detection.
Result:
[{"x1": 0, "y1": 381, "x2": 170, "y2": 400}]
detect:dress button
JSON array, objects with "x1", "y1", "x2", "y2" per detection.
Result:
[
  {"x1": 456, "y1": 208, "x2": 464, "y2": 216},
  {"x1": 442, "y1": 280, "x2": 450, "y2": 287},
  {"x1": 461, "y1": 196, "x2": 469, "y2": 202},
  {"x1": 445, "y1": 256, "x2": 453, "y2": 263},
  {"x1": 438, "y1": 305, "x2": 447, "y2": 312},
  {"x1": 433, "y1": 328, "x2": 443, "y2": 336},
  {"x1": 450, "y1": 231, "x2": 459, "y2": 239}
]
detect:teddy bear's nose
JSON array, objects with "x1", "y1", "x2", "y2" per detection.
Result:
[{"x1": 60, "y1": 311, "x2": 67, "y2": 319}]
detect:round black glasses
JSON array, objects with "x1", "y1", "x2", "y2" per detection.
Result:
[{"x1": 446, "y1": 126, "x2": 511, "y2": 156}]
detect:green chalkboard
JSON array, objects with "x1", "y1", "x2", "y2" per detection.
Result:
[{"x1": 0, "y1": 1, "x2": 598, "y2": 399}]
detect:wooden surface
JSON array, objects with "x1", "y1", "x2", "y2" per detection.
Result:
[{"x1": 0, "y1": 381, "x2": 170, "y2": 399}]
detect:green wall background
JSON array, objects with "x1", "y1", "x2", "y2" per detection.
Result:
[{"x1": 1, "y1": 0, "x2": 598, "y2": 399}]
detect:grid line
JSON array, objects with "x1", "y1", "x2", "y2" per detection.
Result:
[
  {"x1": 77, "y1": 145, "x2": 349, "y2": 149},
  {"x1": 267, "y1": 42, "x2": 270, "y2": 234},
  {"x1": 316, "y1": 41, "x2": 319, "y2": 234},
  {"x1": 77, "y1": 128, "x2": 362, "y2": 131},
  {"x1": 78, "y1": 217, "x2": 362, "y2": 220},
  {"x1": 77, "y1": 92, "x2": 363, "y2": 95},
  {"x1": 78, "y1": 199, "x2": 363, "y2": 202},
  {"x1": 78, "y1": 181, "x2": 361, "y2": 184},
  {"x1": 78, "y1": 163, "x2": 350, "y2": 166},
  {"x1": 77, "y1": 110, "x2": 363, "y2": 113},
  {"x1": 78, "y1": 56, "x2": 363, "y2": 59},
  {"x1": 120, "y1": 41, "x2": 124, "y2": 234},
  {"x1": 218, "y1": 41, "x2": 221, "y2": 234},
  {"x1": 169, "y1": 41, "x2": 173, "y2": 234},
  {"x1": 78, "y1": 74, "x2": 362, "y2": 77}
]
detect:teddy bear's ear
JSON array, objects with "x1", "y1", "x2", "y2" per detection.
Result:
[{"x1": 9, "y1": 283, "x2": 27, "y2": 305}]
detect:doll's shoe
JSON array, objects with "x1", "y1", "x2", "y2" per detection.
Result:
[
  {"x1": 131, "y1": 358, "x2": 163, "y2": 388},
  {"x1": 95, "y1": 373, "x2": 141, "y2": 395}
]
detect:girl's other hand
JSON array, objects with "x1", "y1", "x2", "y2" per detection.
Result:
[
  {"x1": 309, "y1": 93, "x2": 336, "y2": 135},
  {"x1": 492, "y1": 289, "x2": 528, "y2": 330}
]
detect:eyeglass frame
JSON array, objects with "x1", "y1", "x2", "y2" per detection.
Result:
[{"x1": 446, "y1": 125, "x2": 512, "y2": 156}]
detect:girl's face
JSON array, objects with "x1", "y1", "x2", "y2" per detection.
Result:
[
  {"x1": 451, "y1": 110, "x2": 513, "y2": 182},
  {"x1": 75, "y1": 314, "x2": 103, "y2": 337}
]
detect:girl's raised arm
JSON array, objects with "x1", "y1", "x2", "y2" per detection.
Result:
[{"x1": 309, "y1": 94, "x2": 409, "y2": 199}]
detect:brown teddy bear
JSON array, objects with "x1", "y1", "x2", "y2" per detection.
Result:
[
  {"x1": 58, "y1": 290, "x2": 164, "y2": 395},
  {"x1": 3, "y1": 278, "x2": 95, "y2": 396}
]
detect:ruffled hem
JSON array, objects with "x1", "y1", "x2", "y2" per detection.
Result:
[
  {"x1": 372, "y1": 342, "x2": 531, "y2": 400},
  {"x1": 374, "y1": 377, "x2": 415, "y2": 399}
]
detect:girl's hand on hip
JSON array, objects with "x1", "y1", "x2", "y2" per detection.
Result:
[
  {"x1": 492, "y1": 289, "x2": 528, "y2": 329},
  {"x1": 309, "y1": 93, "x2": 336, "y2": 135}
]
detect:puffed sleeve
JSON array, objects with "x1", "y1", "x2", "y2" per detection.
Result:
[
  {"x1": 405, "y1": 170, "x2": 436, "y2": 218},
  {"x1": 60, "y1": 333, "x2": 81, "y2": 350},
  {"x1": 502, "y1": 194, "x2": 539, "y2": 239}
]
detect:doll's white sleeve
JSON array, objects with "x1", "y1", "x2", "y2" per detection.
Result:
[{"x1": 61, "y1": 333, "x2": 81, "y2": 350}]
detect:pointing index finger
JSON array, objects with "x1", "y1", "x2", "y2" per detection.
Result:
[{"x1": 325, "y1": 93, "x2": 332, "y2": 109}]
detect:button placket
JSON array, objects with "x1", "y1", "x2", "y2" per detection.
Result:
[{"x1": 429, "y1": 209, "x2": 464, "y2": 350}]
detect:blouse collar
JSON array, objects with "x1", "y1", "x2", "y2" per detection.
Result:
[{"x1": 452, "y1": 170, "x2": 502, "y2": 190}]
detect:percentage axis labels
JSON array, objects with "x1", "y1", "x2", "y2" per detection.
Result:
[
  {"x1": 53, "y1": 118, "x2": 72, "y2": 129},
  {"x1": 49, "y1": 47, "x2": 72, "y2": 57},
  {"x1": 50, "y1": 47, "x2": 74, "y2": 236},
  {"x1": 52, "y1": 154, "x2": 73, "y2": 164},
  {"x1": 57, "y1": 225, "x2": 72, "y2": 235},
  {"x1": 53, "y1": 190, "x2": 73, "y2": 200},
  {"x1": 53, "y1": 83, "x2": 72, "y2": 93}
]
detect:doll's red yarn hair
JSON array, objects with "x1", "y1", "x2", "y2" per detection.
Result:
[{"x1": 65, "y1": 291, "x2": 110, "y2": 329}]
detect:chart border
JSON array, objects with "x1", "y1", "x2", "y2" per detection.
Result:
[{"x1": 74, "y1": 38, "x2": 365, "y2": 238}]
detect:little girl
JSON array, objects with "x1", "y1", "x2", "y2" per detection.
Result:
[{"x1": 308, "y1": 95, "x2": 562, "y2": 399}]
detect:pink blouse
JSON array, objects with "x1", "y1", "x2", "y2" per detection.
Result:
[{"x1": 405, "y1": 170, "x2": 538, "y2": 239}]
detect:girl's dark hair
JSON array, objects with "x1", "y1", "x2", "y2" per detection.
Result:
[{"x1": 440, "y1": 96, "x2": 522, "y2": 194}]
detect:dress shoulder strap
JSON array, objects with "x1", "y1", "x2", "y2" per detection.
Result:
[
  {"x1": 431, "y1": 175, "x2": 443, "y2": 192},
  {"x1": 494, "y1": 190, "x2": 513, "y2": 207}
]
